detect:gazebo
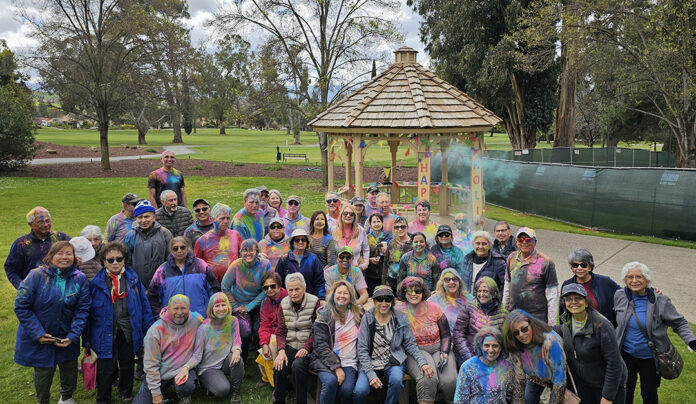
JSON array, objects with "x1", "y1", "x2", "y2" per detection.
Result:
[{"x1": 308, "y1": 46, "x2": 501, "y2": 227}]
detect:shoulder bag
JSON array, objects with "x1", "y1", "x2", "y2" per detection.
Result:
[{"x1": 630, "y1": 305, "x2": 683, "y2": 379}]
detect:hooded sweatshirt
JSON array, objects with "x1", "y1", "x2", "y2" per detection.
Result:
[
  {"x1": 142, "y1": 307, "x2": 203, "y2": 397},
  {"x1": 187, "y1": 295, "x2": 242, "y2": 375},
  {"x1": 221, "y1": 257, "x2": 272, "y2": 312},
  {"x1": 124, "y1": 222, "x2": 172, "y2": 288}
]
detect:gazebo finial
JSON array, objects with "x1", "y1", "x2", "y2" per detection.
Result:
[{"x1": 394, "y1": 46, "x2": 418, "y2": 65}]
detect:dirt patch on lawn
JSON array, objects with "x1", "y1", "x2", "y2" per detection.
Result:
[
  {"x1": 7, "y1": 158, "x2": 418, "y2": 182},
  {"x1": 33, "y1": 142, "x2": 163, "y2": 158}
]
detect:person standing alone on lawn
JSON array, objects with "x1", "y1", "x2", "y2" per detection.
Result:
[{"x1": 148, "y1": 150, "x2": 187, "y2": 209}]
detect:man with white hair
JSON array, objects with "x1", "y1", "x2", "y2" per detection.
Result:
[
  {"x1": 272, "y1": 273, "x2": 320, "y2": 404},
  {"x1": 148, "y1": 150, "x2": 187, "y2": 208},
  {"x1": 155, "y1": 190, "x2": 194, "y2": 237},
  {"x1": 5, "y1": 206, "x2": 70, "y2": 289}
]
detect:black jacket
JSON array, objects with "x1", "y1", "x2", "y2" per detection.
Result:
[
  {"x1": 462, "y1": 250, "x2": 507, "y2": 293},
  {"x1": 492, "y1": 236, "x2": 517, "y2": 258},
  {"x1": 310, "y1": 307, "x2": 362, "y2": 373}
]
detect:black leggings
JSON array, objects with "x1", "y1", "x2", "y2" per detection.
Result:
[{"x1": 622, "y1": 351, "x2": 660, "y2": 404}]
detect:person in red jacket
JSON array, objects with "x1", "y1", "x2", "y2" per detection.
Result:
[{"x1": 256, "y1": 272, "x2": 288, "y2": 388}]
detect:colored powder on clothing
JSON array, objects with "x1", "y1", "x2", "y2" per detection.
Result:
[
  {"x1": 395, "y1": 301, "x2": 442, "y2": 347},
  {"x1": 194, "y1": 229, "x2": 242, "y2": 283}
]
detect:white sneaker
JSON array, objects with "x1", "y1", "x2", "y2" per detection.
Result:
[{"x1": 57, "y1": 398, "x2": 77, "y2": 404}]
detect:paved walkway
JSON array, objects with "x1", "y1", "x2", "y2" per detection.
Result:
[
  {"x1": 433, "y1": 214, "x2": 696, "y2": 322},
  {"x1": 30, "y1": 145, "x2": 201, "y2": 165}
]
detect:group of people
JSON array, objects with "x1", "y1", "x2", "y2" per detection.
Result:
[{"x1": 6, "y1": 151, "x2": 696, "y2": 404}]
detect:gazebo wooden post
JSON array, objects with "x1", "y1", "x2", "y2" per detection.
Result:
[
  {"x1": 327, "y1": 135, "x2": 335, "y2": 192},
  {"x1": 353, "y1": 134, "x2": 364, "y2": 198},
  {"x1": 345, "y1": 139, "x2": 353, "y2": 195},
  {"x1": 439, "y1": 138, "x2": 449, "y2": 216},
  {"x1": 389, "y1": 140, "x2": 399, "y2": 202}
]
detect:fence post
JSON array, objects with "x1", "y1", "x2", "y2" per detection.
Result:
[
  {"x1": 632, "y1": 149, "x2": 635, "y2": 168},
  {"x1": 614, "y1": 148, "x2": 617, "y2": 167},
  {"x1": 592, "y1": 147, "x2": 595, "y2": 166},
  {"x1": 648, "y1": 150, "x2": 651, "y2": 167},
  {"x1": 570, "y1": 147, "x2": 573, "y2": 165}
]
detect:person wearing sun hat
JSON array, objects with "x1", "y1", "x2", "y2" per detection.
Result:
[
  {"x1": 502, "y1": 227, "x2": 559, "y2": 326},
  {"x1": 275, "y1": 229, "x2": 325, "y2": 301},
  {"x1": 323, "y1": 246, "x2": 368, "y2": 305}
]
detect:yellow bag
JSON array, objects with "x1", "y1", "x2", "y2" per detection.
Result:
[{"x1": 256, "y1": 334, "x2": 277, "y2": 387}]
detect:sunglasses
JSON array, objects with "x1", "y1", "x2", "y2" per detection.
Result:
[
  {"x1": 571, "y1": 262, "x2": 589, "y2": 268},
  {"x1": 288, "y1": 200, "x2": 300, "y2": 206},
  {"x1": 513, "y1": 325, "x2": 530, "y2": 337},
  {"x1": 516, "y1": 236, "x2": 533, "y2": 243},
  {"x1": 438, "y1": 232, "x2": 452, "y2": 237},
  {"x1": 326, "y1": 199, "x2": 339, "y2": 204},
  {"x1": 172, "y1": 246, "x2": 187, "y2": 252},
  {"x1": 261, "y1": 192, "x2": 269, "y2": 197},
  {"x1": 338, "y1": 255, "x2": 352, "y2": 260},
  {"x1": 106, "y1": 256, "x2": 125, "y2": 264},
  {"x1": 194, "y1": 207, "x2": 209, "y2": 213},
  {"x1": 294, "y1": 238, "x2": 308, "y2": 243},
  {"x1": 374, "y1": 296, "x2": 394, "y2": 303},
  {"x1": 406, "y1": 288, "x2": 423, "y2": 295},
  {"x1": 442, "y1": 277, "x2": 458, "y2": 283},
  {"x1": 263, "y1": 284, "x2": 278, "y2": 291},
  {"x1": 394, "y1": 225, "x2": 407, "y2": 230},
  {"x1": 455, "y1": 220, "x2": 467, "y2": 223},
  {"x1": 343, "y1": 212, "x2": 355, "y2": 217},
  {"x1": 269, "y1": 224, "x2": 283, "y2": 230},
  {"x1": 129, "y1": 202, "x2": 138, "y2": 207}
]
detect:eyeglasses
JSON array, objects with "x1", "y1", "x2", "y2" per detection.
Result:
[
  {"x1": 326, "y1": 199, "x2": 338, "y2": 204},
  {"x1": 288, "y1": 200, "x2": 300, "y2": 206},
  {"x1": 106, "y1": 256, "x2": 125, "y2": 264},
  {"x1": 571, "y1": 262, "x2": 589, "y2": 268},
  {"x1": 343, "y1": 212, "x2": 355, "y2": 217},
  {"x1": 442, "y1": 277, "x2": 458, "y2": 284},
  {"x1": 129, "y1": 202, "x2": 138, "y2": 207},
  {"x1": 263, "y1": 284, "x2": 278, "y2": 291},
  {"x1": 438, "y1": 233, "x2": 451, "y2": 238},
  {"x1": 269, "y1": 225, "x2": 283, "y2": 230},
  {"x1": 294, "y1": 238, "x2": 308, "y2": 243},
  {"x1": 194, "y1": 207, "x2": 209, "y2": 213},
  {"x1": 171, "y1": 246, "x2": 187, "y2": 252},
  {"x1": 374, "y1": 296, "x2": 394, "y2": 303},
  {"x1": 513, "y1": 325, "x2": 530, "y2": 337},
  {"x1": 564, "y1": 295, "x2": 585, "y2": 302},
  {"x1": 455, "y1": 220, "x2": 467, "y2": 223},
  {"x1": 241, "y1": 249, "x2": 256, "y2": 255},
  {"x1": 338, "y1": 255, "x2": 352, "y2": 261},
  {"x1": 394, "y1": 225, "x2": 407, "y2": 230},
  {"x1": 516, "y1": 236, "x2": 533, "y2": 243},
  {"x1": 494, "y1": 228, "x2": 508, "y2": 233},
  {"x1": 261, "y1": 192, "x2": 269, "y2": 197},
  {"x1": 406, "y1": 288, "x2": 423, "y2": 295}
]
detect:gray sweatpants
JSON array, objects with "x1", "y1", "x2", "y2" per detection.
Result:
[
  {"x1": 198, "y1": 353, "x2": 245, "y2": 398},
  {"x1": 405, "y1": 342, "x2": 457, "y2": 402}
]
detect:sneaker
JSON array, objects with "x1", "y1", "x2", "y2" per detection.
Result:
[
  {"x1": 255, "y1": 380, "x2": 271, "y2": 388},
  {"x1": 230, "y1": 390, "x2": 242, "y2": 404},
  {"x1": 179, "y1": 397, "x2": 192, "y2": 404},
  {"x1": 120, "y1": 396, "x2": 132, "y2": 403},
  {"x1": 57, "y1": 398, "x2": 77, "y2": 404}
]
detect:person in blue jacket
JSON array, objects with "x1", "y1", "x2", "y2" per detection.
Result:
[
  {"x1": 14, "y1": 241, "x2": 91, "y2": 404},
  {"x1": 275, "y1": 229, "x2": 326, "y2": 301},
  {"x1": 84, "y1": 241, "x2": 155, "y2": 403},
  {"x1": 148, "y1": 236, "x2": 220, "y2": 318}
]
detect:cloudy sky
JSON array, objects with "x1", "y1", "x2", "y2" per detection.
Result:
[{"x1": 1, "y1": 0, "x2": 428, "y2": 82}]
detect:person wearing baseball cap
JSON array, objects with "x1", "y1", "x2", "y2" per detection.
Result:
[
  {"x1": 364, "y1": 186, "x2": 381, "y2": 216},
  {"x1": 323, "y1": 246, "x2": 368, "y2": 305},
  {"x1": 556, "y1": 283, "x2": 628, "y2": 404},
  {"x1": 501, "y1": 227, "x2": 559, "y2": 326},
  {"x1": 282, "y1": 195, "x2": 310, "y2": 238},
  {"x1": 430, "y1": 224, "x2": 465, "y2": 287},
  {"x1": 350, "y1": 196, "x2": 368, "y2": 227},
  {"x1": 105, "y1": 193, "x2": 142, "y2": 242},
  {"x1": 258, "y1": 217, "x2": 289, "y2": 271},
  {"x1": 182, "y1": 198, "x2": 215, "y2": 247}
]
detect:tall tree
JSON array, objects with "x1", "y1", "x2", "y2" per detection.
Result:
[
  {"x1": 22, "y1": 0, "x2": 150, "y2": 169},
  {"x1": 409, "y1": 0, "x2": 560, "y2": 149},
  {"x1": 213, "y1": 0, "x2": 402, "y2": 185}
]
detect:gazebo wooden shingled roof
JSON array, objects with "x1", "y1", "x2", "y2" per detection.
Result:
[{"x1": 309, "y1": 46, "x2": 502, "y2": 223}]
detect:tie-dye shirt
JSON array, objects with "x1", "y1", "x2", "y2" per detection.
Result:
[
  {"x1": 334, "y1": 311, "x2": 359, "y2": 369},
  {"x1": 105, "y1": 211, "x2": 134, "y2": 242},
  {"x1": 333, "y1": 227, "x2": 369, "y2": 269},
  {"x1": 504, "y1": 250, "x2": 558, "y2": 324},
  {"x1": 408, "y1": 219, "x2": 439, "y2": 246},
  {"x1": 283, "y1": 214, "x2": 310, "y2": 237},
  {"x1": 147, "y1": 167, "x2": 185, "y2": 208},
  {"x1": 512, "y1": 331, "x2": 566, "y2": 403},
  {"x1": 384, "y1": 237, "x2": 412, "y2": 280},
  {"x1": 381, "y1": 213, "x2": 399, "y2": 235},
  {"x1": 324, "y1": 265, "x2": 368, "y2": 293},
  {"x1": 395, "y1": 301, "x2": 444, "y2": 347},
  {"x1": 5, "y1": 231, "x2": 71, "y2": 289},
  {"x1": 454, "y1": 356, "x2": 516, "y2": 404},
  {"x1": 427, "y1": 292, "x2": 469, "y2": 332},
  {"x1": 188, "y1": 315, "x2": 242, "y2": 375},
  {"x1": 194, "y1": 229, "x2": 243, "y2": 283},
  {"x1": 258, "y1": 235, "x2": 290, "y2": 271},
  {"x1": 232, "y1": 208, "x2": 265, "y2": 242},
  {"x1": 221, "y1": 257, "x2": 272, "y2": 312},
  {"x1": 397, "y1": 251, "x2": 440, "y2": 290}
]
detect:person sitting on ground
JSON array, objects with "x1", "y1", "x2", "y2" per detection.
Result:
[
  {"x1": 5, "y1": 206, "x2": 70, "y2": 289},
  {"x1": 106, "y1": 193, "x2": 141, "y2": 242},
  {"x1": 14, "y1": 241, "x2": 90, "y2": 404},
  {"x1": 268, "y1": 189, "x2": 287, "y2": 218},
  {"x1": 77, "y1": 225, "x2": 104, "y2": 280},
  {"x1": 133, "y1": 295, "x2": 203, "y2": 404},
  {"x1": 430, "y1": 225, "x2": 465, "y2": 284},
  {"x1": 365, "y1": 213, "x2": 390, "y2": 295},
  {"x1": 233, "y1": 188, "x2": 266, "y2": 242},
  {"x1": 258, "y1": 217, "x2": 290, "y2": 271},
  {"x1": 308, "y1": 210, "x2": 337, "y2": 268},
  {"x1": 354, "y1": 285, "x2": 432, "y2": 404},
  {"x1": 256, "y1": 272, "x2": 288, "y2": 388},
  {"x1": 272, "y1": 273, "x2": 321, "y2": 404},
  {"x1": 332, "y1": 204, "x2": 369, "y2": 271},
  {"x1": 275, "y1": 229, "x2": 326, "y2": 301},
  {"x1": 183, "y1": 198, "x2": 215, "y2": 247},
  {"x1": 491, "y1": 220, "x2": 516, "y2": 258},
  {"x1": 408, "y1": 200, "x2": 439, "y2": 246},
  {"x1": 155, "y1": 190, "x2": 194, "y2": 237},
  {"x1": 382, "y1": 216, "x2": 412, "y2": 292},
  {"x1": 84, "y1": 242, "x2": 154, "y2": 404},
  {"x1": 324, "y1": 246, "x2": 369, "y2": 306},
  {"x1": 148, "y1": 236, "x2": 220, "y2": 318},
  {"x1": 124, "y1": 200, "x2": 172, "y2": 290},
  {"x1": 397, "y1": 232, "x2": 440, "y2": 291},
  {"x1": 188, "y1": 293, "x2": 245, "y2": 403},
  {"x1": 310, "y1": 281, "x2": 363, "y2": 404},
  {"x1": 194, "y1": 203, "x2": 243, "y2": 283},
  {"x1": 69, "y1": 236, "x2": 96, "y2": 280},
  {"x1": 147, "y1": 150, "x2": 186, "y2": 208},
  {"x1": 282, "y1": 195, "x2": 310, "y2": 237},
  {"x1": 461, "y1": 230, "x2": 507, "y2": 294},
  {"x1": 257, "y1": 185, "x2": 279, "y2": 234}
]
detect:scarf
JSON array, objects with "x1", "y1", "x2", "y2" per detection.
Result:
[
  {"x1": 108, "y1": 268, "x2": 127, "y2": 303},
  {"x1": 478, "y1": 299, "x2": 497, "y2": 315}
]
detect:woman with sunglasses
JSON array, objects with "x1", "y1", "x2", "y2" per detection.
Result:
[
  {"x1": 454, "y1": 326, "x2": 516, "y2": 404},
  {"x1": 332, "y1": 204, "x2": 369, "y2": 271},
  {"x1": 461, "y1": 230, "x2": 506, "y2": 294},
  {"x1": 268, "y1": 189, "x2": 287, "y2": 218},
  {"x1": 365, "y1": 213, "x2": 390, "y2": 296},
  {"x1": 382, "y1": 216, "x2": 412, "y2": 292},
  {"x1": 310, "y1": 280, "x2": 363, "y2": 404},
  {"x1": 560, "y1": 248, "x2": 620, "y2": 326},
  {"x1": 256, "y1": 272, "x2": 288, "y2": 388},
  {"x1": 148, "y1": 236, "x2": 221, "y2": 318},
  {"x1": 502, "y1": 309, "x2": 566, "y2": 404},
  {"x1": 396, "y1": 276, "x2": 456, "y2": 404},
  {"x1": 258, "y1": 217, "x2": 290, "y2": 271},
  {"x1": 276, "y1": 229, "x2": 326, "y2": 301},
  {"x1": 452, "y1": 277, "x2": 508, "y2": 369},
  {"x1": 85, "y1": 242, "x2": 154, "y2": 403},
  {"x1": 427, "y1": 269, "x2": 468, "y2": 332},
  {"x1": 309, "y1": 210, "x2": 337, "y2": 268},
  {"x1": 430, "y1": 225, "x2": 465, "y2": 286},
  {"x1": 324, "y1": 246, "x2": 369, "y2": 305},
  {"x1": 554, "y1": 284, "x2": 627, "y2": 404},
  {"x1": 397, "y1": 232, "x2": 440, "y2": 291},
  {"x1": 354, "y1": 285, "x2": 432, "y2": 404}
]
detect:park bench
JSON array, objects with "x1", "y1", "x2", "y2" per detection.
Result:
[{"x1": 283, "y1": 153, "x2": 308, "y2": 162}]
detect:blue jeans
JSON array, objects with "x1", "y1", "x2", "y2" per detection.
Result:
[
  {"x1": 318, "y1": 367, "x2": 358, "y2": 404},
  {"x1": 353, "y1": 366, "x2": 404, "y2": 404},
  {"x1": 524, "y1": 379, "x2": 545, "y2": 404}
]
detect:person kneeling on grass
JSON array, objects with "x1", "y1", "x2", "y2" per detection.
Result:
[{"x1": 133, "y1": 294, "x2": 203, "y2": 404}]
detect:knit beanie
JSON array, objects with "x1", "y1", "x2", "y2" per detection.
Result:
[{"x1": 133, "y1": 200, "x2": 156, "y2": 217}]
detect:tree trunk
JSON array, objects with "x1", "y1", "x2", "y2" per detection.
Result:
[
  {"x1": 554, "y1": 40, "x2": 577, "y2": 147},
  {"x1": 172, "y1": 110, "x2": 183, "y2": 143},
  {"x1": 319, "y1": 131, "x2": 328, "y2": 186},
  {"x1": 293, "y1": 126, "x2": 301, "y2": 145},
  {"x1": 98, "y1": 117, "x2": 111, "y2": 170},
  {"x1": 138, "y1": 128, "x2": 147, "y2": 145},
  {"x1": 219, "y1": 111, "x2": 226, "y2": 135}
]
